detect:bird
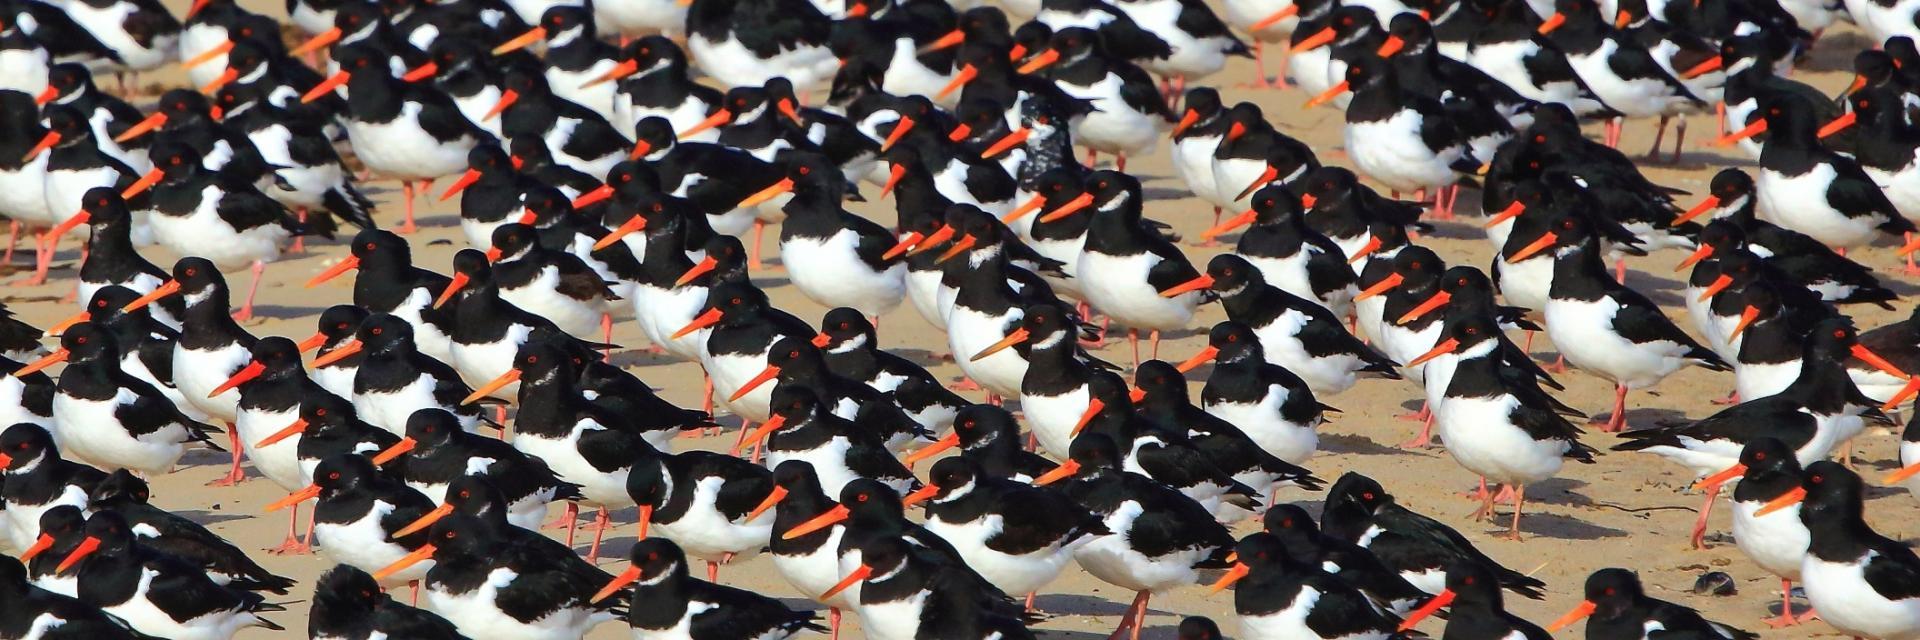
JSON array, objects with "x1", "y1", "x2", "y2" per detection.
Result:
[
  {"x1": 307, "y1": 564, "x2": 468, "y2": 640},
  {"x1": 1545, "y1": 568, "x2": 1757, "y2": 639},
  {"x1": 1205, "y1": 531, "x2": 1401, "y2": 640},
  {"x1": 267, "y1": 453, "x2": 438, "y2": 589},
  {"x1": 17, "y1": 322, "x2": 222, "y2": 479},
  {"x1": 1761, "y1": 461, "x2": 1920, "y2": 640},
  {"x1": 593, "y1": 538, "x2": 825, "y2": 640},
  {"x1": 1396, "y1": 561, "x2": 1553, "y2": 638},
  {"x1": 53, "y1": 511, "x2": 286, "y2": 639}
]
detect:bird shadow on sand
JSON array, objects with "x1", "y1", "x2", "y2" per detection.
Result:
[
  {"x1": 1030, "y1": 593, "x2": 1168, "y2": 619},
  {"x1": 170, "y1": 509, "x2": 253, "y2": 527},
  {"x1": 244, "y1": 304, "x2": 328, "y2": 322},
  {"x1": 1802, "y1": 31, "x2": 1875, "y2": 73},
  {"x1": 1503, "y1": 511, "x2": 1629, "y2": 541},
  {"x1": 1606, "y1": 406, "x2": 1692, "y2": 432},
  {"x1": 1318, "y1": 431, "x2": 1422, "y2": 457}
]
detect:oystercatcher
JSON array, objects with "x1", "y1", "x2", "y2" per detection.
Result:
[
  {"x1": 375, "y1": 408, "x2": 580, "y2": 531},
  {"x1": 1259, "y1": 504, "x2": 1428, "y2": 615},
  {"x1": 0, "y1": 423, "x2": 105, "y2": 552},
  {"x1": 1318, "y1": 472, "x2": 1548, "y2": 599},
  {"x1": 1396, "y1": 561, "x2": 1553, "y2": 637},
  {"x1": 324, "y1": 313, "x2": 492, "y2": 435},
  {"x1": 1689, "y1": 438, "x2": 1815, "y2": 627},
  {"x1": 130, "y1": 142, "x2": 307, "y2": 321},
  {"x1": 902, "y1": 403, "x2": 1060, "y2": 482},
  {"x1": 1060, "y1": 171, "x2": 1202, "y2": 365},
  {"x1": 1722, "y1": 93, "x2": 1916, "y2": 252},
  {"x1": 751, "y1": 385, "x2": 918, "y2": 496},
  {"x1": 60, "y1": 189, "x2": 176, "y2": 327},
  {"x1": 53, "y1": 511, "x2": 285, "y2": 638},
  {"x1": 372, "y1": 513, "x2": 622, "y2": 640},
  {"x1": 0, "y1": 552, "x2": 157, "y2": 640},
  {"x1": 268, "y1": 453, "x2": 437, "y2": 588},
  {"x1": 86, "y1": 469, "x2": 294, "y2": 591},
  {"x1": 623, "y1": 439, "x2": 778, "y2": 581},
  {"x1": 1183, "y1": 321, "x2": 1329, "y2": 465},
  {"x1": 1168, "y1": 252, "x2": 1398, "y2": 395},
  {"x1": 593, "y1": 538, "x2": 824, "y2": 639},
  {"x1": 18, "y1": 322, "x2": 221, "y2": 478},
  {"x1": 1204, "y1": 531, "x2": 1399, "y2": 640},
  {"x1": 1546, "y1": 568, "x2": 1758, "y2": 638},
  {"x1": 1673, "y1": 169, "x2": 1896, "y2": 308},
  {"x1": 1020, "y1": 28, "x2": 1173, "y2": 169},
  {"x1": 1762, "y1": 461, "x2": 1920, "y2": 640},
  {"x1": 308, "y1": 564, "x2": 467, "y2": 640}
]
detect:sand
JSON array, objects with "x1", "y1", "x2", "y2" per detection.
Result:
[{"x1": 5, "y1": 3, "x2": 1917, "y2": 638}]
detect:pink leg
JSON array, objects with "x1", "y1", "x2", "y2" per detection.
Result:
[
  {"x1": 1690, "y1": 481, "x2": 1720, "y2": 549},
  {"x1": 1599, "y1": 384, "x2": 1628, "y2": 432},
  {"x1": 1506, "y1": 484, "x2": 1526, "y2": 540},
  {"x1": 1647, "y1": 116, "x2": 1669, "y2": 160},
  {"x1": 1614, "y1": 258, "x2": 1627, "y2": 283},
  {"x1": 1116, "y1": 153, "x2": 1127, "y2": 173},
  {"x1": 63, "y1": 244, "x2": 87, "y2": 303},
  {"x1": 830, "y1": 608, "x2": 842, "y2": 640},
  {"x1": 1396, "y1": 402, "x2": 1431, "y2": 422},
  {"x1": 1129, "y1": 328, "x2": 1141, "y2": 370},
  {"x1": 496, "y1": 405, "x2": 510, "y2": 439},
  {"x1": 587, "y1": 507, "x2": 610, "y2": 562},
  {"x1": 600, "y1": 313, "x2": 614, "y2": 358},
  {"x1": 1149, "y1": 329, "x2": 1160, "y2": 360},
  {"x1": 399, "y1": 181, "x2": 418, "y2": 234},
  {"x1": 232, "y1": 260, "x2": 264, "y2": 322},
  {"x1": 2, "y1": 220, "x2": 15, "y2": 264},
  {"x1": 269, "y1": 501, "x2": 313, "y2": 554},
  {"x1": 411, "y1": 581, "x2": 420, "y2": 606},
  {"x1": 208, "y1": 425, "x2": 246, "y2": 486},
  {"x1": 1906, "y1": 233, "x2": 1920, "y2": 276},
  {"x1": 292, "y1": 208, "x2": 308, "y2": 253},
  {"x1": 1544, "y1": 355, "x2": 1567, "y2": 374},
  {"x1": 1399, "y1": 412, "x2": 1435, "y2": 449},
  {"x1": 702, "y1": 375, "x2": 715, "y2": 415},
  {"x1": 1712, "y1": 390, "x2": 1740, "y2": 405},
  {"x1": 20, "y1": 233, "x2": 55, "y2": 286}
]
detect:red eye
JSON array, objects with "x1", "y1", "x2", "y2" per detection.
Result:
[
  {"x1": 1533, "y1": 134, "x2": 1546, "y2": 143},
  {"x1": 620, "y1": 174, "x2": 632, "y2": 183},
  {"x1": 1754, "y1": 451, "x2": 1766, "y2": 460},
  {"x1": 445, "y1": 530, "x2": 457, "y2": 538},
  {"x1": 798, "y1": 166, "x2": 811, "y2": 176},
  {"x1": 734, "y1": 99, "x2": 746, "y2": 107},
  {"x1": 1810, "y1": 474, "x2": 1824, "y2": 484},
  {"x1": 1562, "y1": 219, "x2": 1575, "y2": 229},
  {"x1": 856, "y1": 493, "x2": 869, "y2": 502},
  {"x1": 364, "y1": 242, "x2": 375, "y2": 250},
  {"x1": 458, "y1": 490, "x2": 470, "y2": 498},
  {"x1": 329, "y1": 472, "x2": 341, "y2": 480},
  {"x1": 1466, "y1": 327, "x2": 1478, "y2": 335},
  {"x1": 788, "y1": 350, "x2": 799, "y2": 358},
  {"x1": 1833, "y1": 329, "x2": 1845, "y2": 338},
  {"x1": 75, "y1": 336, "x2": 87, "y2": 344},
  {"x1": 316, "y1": 408, "x2": 328, "y2": 416},
  {"x1": 1261, "y1": 199, "x2": 1273, "y2": 207},
  {"x1": 730, "y1": 297, "x2": 742, "y2": 304},
  {"x1": 647, "y1": 552, "x2": 658, "y2": 561},
  {"x1": 1361, "y1": 491, "x2": 1375, "y2": 500},
  {"x1": 838, "y1": 322, "x2": 849, "y2": 329},
  {"x1": 1226, "y1": 334, "x2": 1238, "y2": 342},
  {"x1": 1463, "y1": 576, "x2": 1476, "y2": 585},
  {"x1": 961, "y1": 419, "x2": 974, "y2": 428},
  {"x1": 95, "y1": 300, "x2": 106, "y2": 307},
  {"x1": 527, "y1": 355, "x2": 539, "y2": 363},
  {"x1": 651, "y1": 203, "x2": 663, "y2": 212},
  {"x1": 1604, "y1": 587, "x2": 1616, "y2": 595},
  {"x1": 371, "y1": 327, "x2": 382, "y2": 335},
  {"x1": 336, "y1": 323, "x2": 348, "y2": 329}
]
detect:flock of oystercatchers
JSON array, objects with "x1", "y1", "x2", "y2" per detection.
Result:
[{"x1": 0, "y1": 0, "x2": 1918, "y2": 637}]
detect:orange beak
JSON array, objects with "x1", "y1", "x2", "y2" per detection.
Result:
[
  {"x1": 947, "y1": 123, "x2": 973, "y2": 143},
  {"x1": 1002, "y1": 194, "x2": 1046, "y2": 224},
  {"x1": 1200, "y1": 209, "x2": 1257, "y2": 241},
  {"x1": 15, "y1": 349, "x2": 68, "y2": 377},
  {"x1": 1031, "y1": 458, "x2": 1079, "y2": 486},
  {"x1": 729, "y1": 365, "x2": 782, "y2": 402},
  {"x1": 1696, "y1": 274, "x2": 1734, "y2": 302},
  {"x1": 302, "y1": 71, "x2": 350, "y2": 104},
  {"x1": 1016, "y1": 48, "x2": 1060, "y2": 74},
  {"x1": 1715, "y1": 118, "x2": 1766, "y2": 147},
  {"x1": 1482, "y1": 200, "x2": 1526, "y2": 229},
  {"x1": 923, "y1": 29, "x2": 966, "y2": 53},
  {"x1": 1375, "y1": 35, "x2": 1405, "y2": 57},
  {"x1": 675, "y1": 256, "x2": 719, "y2": 286},
  {"x1": 121, "y1": 167, "x2": 164, "y2": 198},
  {"x1": 1353, "y1": 272, "x2": 1404, "y2": 302},
  {"x1": 492, "y1": 27, "x2": 548, "y2": 55},
  {"x1": 1884, "y1": 460, "x2": 1920, "y2": 484},
  {"x1": 402, "y1": 61, "x2": 440, "y2": 82},
  {"x1": 482, "y1": 89, "x2": 518, "y2": 121},
  {"x1": 810, "y1": 332, "x2": 832, "y2": 348},
  {"x1": 593, "y1": 215, "x2": 646, "y2": 251},
  {"x1": 1303, "y1": 80, "x2": 1349, "y2": 109},
  {"x1": 1347, "y1": 236, "x2": 1382, "y2": 264},
  {"x1": 1160, "y1": 273, "x2": 1214, "y2": 298},
  {"x1": 1681, "y1": 56, "x2": 1723, "y2": 79},
  {"x1": 34, "y1": 85, "x2": 58, "y2": 106},
  {"x1": 672, "y1": 308, "x2": 724, "y2": 339},
  {"x1": 782, "y1": 504, "x2": 850, "y2": 540},
  {"x1": 981, "y1": 127, "x2": 1031, "y2": 158},
  {"x1": 1250, "y1": 3, "x2": 1299, "y2": 30},
  {"x1": 370, "y1": 437, "x2": 417, "y2": 465},
  {"x1": 371, "y1": 543, "x2": 436, "y2": 582},
  {"x1": 1406, "y1": 337, "x2": 1459, "y2": 367},
  {"x1": 22, "y1": 130, "x2": 58, "y2": 162},
  {"x1": 580, "y1": 59, "x2": 638, "y2": 88},
  {"x1": 903, "y1": 432, "x2": 960, "y2": 466},
  {"x1": 1692, "y1": 462, "x2": 1746, "y2": 493},
  {"x1": 45, "y1": 208, "x2": 90, "y2": 241},
  {"x1": 1039, "y1": 192, "x2": 1094, "y2": 223},
  {"x1": 1236, "y1": 165, "x2": 1281, "y2": 201},
  {"x1": 433, "y1": 273, "x2": 470, "y2": 309},
  {"x1": 295, "y1": 332, "x2": 329, "y2": 353},
  {"x1": 1395, "y1": 289, "x2": 1451, "y2": 325},
  {"x1": 1070, "y1": 398, "x2": 1106, "y2": 436},
  {"x1": 1206, "y1": 562, "x2": 1251, "y2": 593},
  {"x1": 820, "y1": 563, "x2": 872, "y2": 600},
  {"x1": 970, "y1": 327, "x2": 1029, "y2": 362},
  {"x1": 19, "y1": 533, "x2": 54, "y2": 561},
  {"x1": 439, "y1": 169, "x2": 484, "y2": 202},
  {"x1": 208, "y1": 361, "x2": 265, "y2": 397},
  {"x1": 1852, "y1": 343, "x2": 1908, "y2": 378},
  {"x1": 937, "y1": 63, "x2": 979, "y2": 100},
  {"x1": 746, "y1": 485, "x2": 789, "y2": 521},
  {"x1": 591, "y1": 564, "x2": 642, "y2": 603},
  {"x1": 44, "y1": 311, "x2": 90, "y2": 337},
  {"x1": 934, "y1": 234, "x2": 978, "y2": 264},
  {"x1": 1818, "y1": 111, "x2": 1856, "y2": 138},
  {"x1": 729, "y1": 414, "x2": 787, "y2": 455},
  {"x1": 1292, "y1": 27, "x2": 1336, "y2": 53},
  {"x1": 678, "y1": 109, "x2": 733, "y2": 139},
  {"x1": 1672, "y1": 196, "x2": 1721, "y2": 226},
  {"x1": 115, "y1": 113, "x2": 168, "y2": 144},
  {"x1": 462, "y1": 368, "x2": 521, "y2": 405},
  {"x1": 907, "y1": 224, "x2": 956, "y2": 256},
  {"x1": 880, "y1": 163, "x2": 907, "y2": 199},
  {"x1": 55, "y1": 536, "x2": 101, "y2": 574},
  {"x1": 900, "y1": 483, "x2": 941, "y2": 507},
  {"x1": 738, "y1": 177, "x2": 795, "y2": 209},
  {"x1": 1398, "y1": 587, "x2": 1456, "y2": 630},
  {"x1": 265, "y1": 484, "x2": 322, "y2": 512},
  {"x1": 1752, "y1": 486, "x2": 1806, "y2": 516},
  {"x1": 1883, "y1": 376, "x2": 1920, "y2": 410},
  {"x1": 1673, "y1": 244, "x2": 1713, "y2": 272},
  {"x1": 1726, "y1": 305, "x2": 1760, "y2": 341},
  {"x1": 881, "y1": 116, "x2": 916, "y2": 152},
  {"x1": 121, "y1": 280, "x2": 180, "y2": 311},
  {"x1": 572, "y1": 184, "x2": 615, "y2": 209},
  {"x1": 289, "y1": 27, "x2": 341, "y2": 58},
  {"x1": 310, "y1": 339, "x2": 362, "y2": 367},
  {"x1": 1176, "y1": 345, "x2": 1219, "y2": 373},
  {"x1": 1537, "y1": 12, "x2": 1566, "y2": 33},
  {"x1": 882, "y1": 231, "x2": 924, "y2": 261},
  {"x1": 254, "y1": 418, "x2": 308, "y2": 448},
  {"x1": 306, "y1": 255, "x2": 361, "y2": 287},
  {"x1": 392, "y1": 503, "x2": 454, "y2": 539},
  {"x1": 1172, "y1": 109, "x2": 1200, "y2": 137},
  {"x1": 200, "y1": 67, "x2": 239, "y2": 95},
  {"x1": 1545, "y1": 600, "x2": 1598, "y2": 632},
  {"x1": 1506, "y1": 231, "x2": 1559, "y2": 262}
]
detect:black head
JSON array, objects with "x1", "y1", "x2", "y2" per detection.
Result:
[
  {"x1": 442, "y1": 475, "x2": 510, "y2": 518},
  {"x1": 719, "y1": 86, "x2": 773, "y2": 122},
  {"x1": 1443, "y1": 561, "x2": 1504, "y2": 607},
  {"x1": 44, "y1": 63, "x2": 94, "y2": 100},
  {"x1": 951, "y1": 404, "x2": 1018, "y2": 449},
  {"x1": 838, "y1": 478, "x2": 904, "y2": 524},
  {"x1": 1031, "y1": 167, "x2": 1088, "y2": 211},
  {"x1": 1206, "y1": 320, "x2": 1264, "y2": 363},
  {"x1": 1436, "y1": 266, "x2": 1493, "y2": 299},
  {"x1": 313, "y1": 453, "x2": 380, "y2": 495},
  {"x1": 299, "y1": 393, "x2": 357, "y2": 432},
  {"x1": 1706, "y1": 168, "x2": 1755, "y2": 203},
  {"x1": 172, "y1": 256, "x2": 224, "y2": 295},
  {"x1": 767, "y1": 384, "x2": 824, "y2": 422},
  {"x1": 1299, "y1": 166, "x2": 1360, "y2": 205},
  {"x1": 1132, "y1": 359, "x2": 1188, "y2": 404},
  {"x1": 316, "y1": 305, "x2": 369, "y2": 342},
  {"x1": 423, "y1": 514, "x2": 495, "y2": 558},
  {"x1": 149, "y1": 141, "x2": 205, "y2": 181},
  {"x1": 155, "y1": 89, "x2": 213, "y2": 123},
  {"x1": 536, "y1": 5, "x2": 593, "y2": 37},
  {"x1": 1046, "y1": 27, "x2": 1102, "y2": 61},
  {"x1": 814, "y1": 307, "x2": 874, "y2": 352},
  {"x1": 782, "y1": 152, "x2": 842, "y2": 189},
  {"x1": 925, "y1": 456, "x2": 982, "y2": 499},
  {"x1": 626, "y1": 537, "x2": 690, "y2": 582},
  {"x1": 1233, "y1": 531, "x2": 1289, "y2": 570},
  {"x1": 508, "y1": 136, "x2": 556, "y2": 170},
  {"x1": 466, "y1": 144, "x2": 513, "y2": 174},
  {"x1": 77, "y1": 187, "x2": 134, "y2": 228},
  {"x1": 500, "y1": 66, "x2": 550, "y2": 98},
  {"x1": 1203, "y1": 253, "x2": 1262, "y2": 294},
  {"x1": 1183, "y1": 87, "x2": 1223, "y2": 117},
  {"x1": 348, "y1": 229, "x2": 412, "y2": 266},
  {"x1": 701, "y1": 281, "x2": 771, "y2": 323},
  {"x1": 509, "y1": 339, "x2": 573, "y2": 382},
  {"x1": 1440, "y1": 312, "x2": 1501, "y2": 350},
  {"x1": 247, "y1": 336, "x2": 303, "y2": 373},
  {"x1": 1085, "y1": 369, "x2": 1132, "y2": 409},
  {"x1": 224, "y1": 38, "x2": 273, "y2": 74},
  {"x1": 449, "y1": 248, "x2": 494, "y2": 281},
  {"x1": 1012, "y1": 22, "x2": 1053, "y2": 63},
  {"x1": 1262, "y1": 503, "x2": 1317, "y2": 536},
  {"x1": 1853, "y1": 50, "x2": 1895, "y2": 85},
  {"x1": 1385, "y1": 12, "x2": 1435, "y2": 47},
  {"x1": 0, "y1": 423, "x2": 56, "y2": 471},
  {"x1": 1081, "y1": 170, "x2": 1141, "y2": 217},
  {"x1": 355, "y1": 313, "x2": 417, "y2": 354},
  {"x1": 1327, "y1": 471, "x2": 1391, "y2": 513},
  {"x1": 1248, "y1": 184, "x2": 1305, "y2": 226},
  {"x1": 56, "y1": 321, "x2": 117, "y2": 363},
  {"x1": 1018, "y1": 301, "x2": 1078, "y2": 345},
  {"x1": 771, "y1": 459, "x2": 826, "y2": 495},
  {"x1": 89, "y1": 469, "x2": 150, "y2": 508},
  {"x1": 42, "y1": 104, "x2": 90, "y2": 141},
  {"x1": 1177, "y1": 617, "x2": 1223, "y2": 640},
  {"x1": 79, "y1": 510, "x2": 133, "y2": 556},
  {"x1": 1326, "y1": 6, "x2": 1380, "y2": 38},
  {"x1": 1065, "y1": 432, "x2": 1121, "y2": 470},
  {"x1": 1739, "y1": 436, "x2": 1798, "y2": 478},
  {"x1": 36, "y1": 505, "x2": 89, "y2": 549},
  {"x1": 1798, "y1": 460, "x2": 1862, "y2": 520},
  {"x1": 313, "y1": 565, "x2": 385, "y2": 611},
  {"x1": 621, "y1": 35, "x2": 686, "y2": 72},
  {"x1": 403, "y1": 409, "x2": 463, "y2": 448},
  {"x1": 631, "y1": 117, "x2": 677, "y2": 159},
  {"x1": 488, "y1": 223, "x2": 539, "y2": 261},
  {"x1": 1581, "y1": 568, "x2": 1646, "y2": 619}
]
